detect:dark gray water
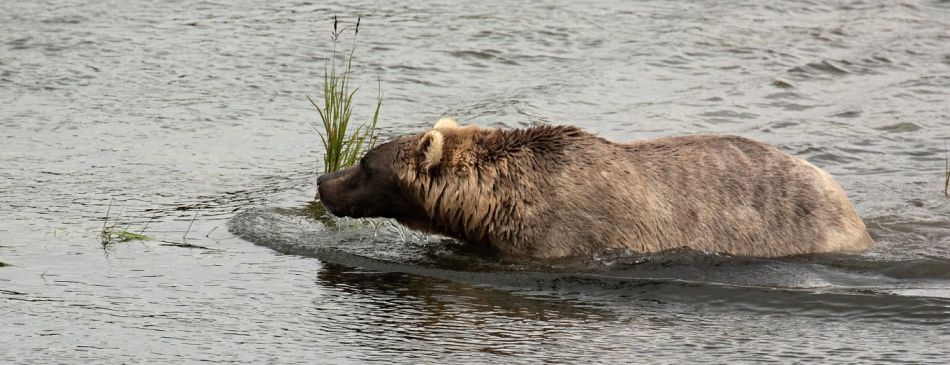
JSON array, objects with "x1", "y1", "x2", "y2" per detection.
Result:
[{"x1": 3, "y1": 0, "x2": 950, "y2": 363}]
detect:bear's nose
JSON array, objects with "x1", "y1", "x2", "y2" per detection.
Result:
[{"x1": 317, "y1": 173, "x2": 330, "y2": 185}]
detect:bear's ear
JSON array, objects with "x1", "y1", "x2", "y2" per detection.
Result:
[
  {"x1": 417, "y1": 130, "x2": 444, "y2": 172},
  {"x1": 434, "y1": 117, "x2": 459, "y2": 129}
]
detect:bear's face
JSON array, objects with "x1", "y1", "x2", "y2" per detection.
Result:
[
  {"x1": 316, "y1": 121, "x2": 474, "y2": 232},
  {"x1": 316, "y1": 136, "x2": 420, "y2": 221},
  {"x1": 317, "y1": 119, "x2": 583, "y2": 253}
]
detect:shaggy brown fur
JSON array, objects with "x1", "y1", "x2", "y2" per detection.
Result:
[{"x1": 316, "y1": 120, "x2": 873, "y2": 259}]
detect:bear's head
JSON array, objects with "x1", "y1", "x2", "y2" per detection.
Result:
[
  {"x1": 315, "y1": 118, "x2": 481, "y2": 233},
  {"x1": 316, "y1": 118, "x2": 582, "y2": 245}
]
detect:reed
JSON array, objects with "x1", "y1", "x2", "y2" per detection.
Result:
[{"x1": 309, "y1": 16, "x2": 381, "y2": 174}]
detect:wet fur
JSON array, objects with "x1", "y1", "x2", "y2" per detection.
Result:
[{"x1": 320, "y1": 123, "x2": 873, "y2": 259}]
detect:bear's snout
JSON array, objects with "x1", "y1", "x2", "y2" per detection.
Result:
[
  {"x1": 315, "y1": 174, "x2": 326, "y2": 200},
  {"x1": 315, "y1": 167, "x2": 359, "y2": 216},
  {"x1": 315, "y1": 172, "x2": 336, "y2": 201}
]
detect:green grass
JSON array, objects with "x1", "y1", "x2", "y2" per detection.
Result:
[
  {"x1": 100, "y1": 226, "x2": 152, "y2": 245},
  {"x1": 96, "y1": 199, "x2": 217, "y2": 251},
  {"x1": 115, "y1": 231, "x2": 150, "y2": 242},
  {"x1": 309, "y1": 16, "x2": 381, "y2": 174},
  {"x1": 99, "y1": 199, "x2": 151, "y2": 247}
]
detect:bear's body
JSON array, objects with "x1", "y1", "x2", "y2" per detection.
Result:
[{"x1": 316, "y1": 120, "x2": 873, "y2": 259}]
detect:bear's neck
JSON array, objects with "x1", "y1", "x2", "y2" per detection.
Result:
[{"x1": 400, "y1": 126, "x2": 598, "y2": 254}]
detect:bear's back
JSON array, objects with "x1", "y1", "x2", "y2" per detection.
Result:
[{"x1": 528, "y1": 133, "x2": 872, "y2": 258}]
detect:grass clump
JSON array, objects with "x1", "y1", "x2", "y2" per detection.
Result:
[
  {"x1": 98, "y1": 200, "x2": 212, "y2": 250},
  {"x1": 99, "y1": 199, "x2": 151, "y2": 247},
  {"x1": 309, "y1": 15, "x2": 381, "y2": 175}
]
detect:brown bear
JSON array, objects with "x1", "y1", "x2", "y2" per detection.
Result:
[{"x1": 316, "y1": 118, "x2": 873, "y2": 259}]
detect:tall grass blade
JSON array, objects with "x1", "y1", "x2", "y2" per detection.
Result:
[{"x1": 309, "y1": 16, "x2": 381, "y2": 176}]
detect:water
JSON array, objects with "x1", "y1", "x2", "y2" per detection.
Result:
[{"x1": 2, "y1": 0, "x2": 950, "y2": 363}]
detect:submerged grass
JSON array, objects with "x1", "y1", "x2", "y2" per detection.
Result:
[
  {"x1": 309, "y1": 16, "x2": 381, "y2": 175},
  {"x1": 98, "y1": 199, "x2": 210, "y2": 250},
  {"x1": 99, "y1": 199, "x2": 152, "y2": 247},
  {"x1": 115, "y1": 230, "x2": 150, "y2": 242}
]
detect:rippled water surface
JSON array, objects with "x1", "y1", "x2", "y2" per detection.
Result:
[{"x1": 3, "y1": 0, "x2": 950, "y2": 363}]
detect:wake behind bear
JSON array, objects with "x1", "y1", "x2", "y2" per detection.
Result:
[{"x1": 316, "y1": 118, "x2": 873, "y2": 259}]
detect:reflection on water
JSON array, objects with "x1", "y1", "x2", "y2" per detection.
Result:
[
  {"x1": 311, "y1": 264, "x2": 632, "y2": 363},
  {"x1": 2, "y1": 0, "x2": 950, "y2": 363},
  {"x1": 316, "y1": 262, "x2": 616, "y2": 330},
  {"x1": 271, "y1": 237, "x2": 950, "y2": 363}
]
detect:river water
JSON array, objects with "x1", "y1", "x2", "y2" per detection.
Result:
[{"x1": 2, "y1": 0, "x2": 950, "y2": 363}]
